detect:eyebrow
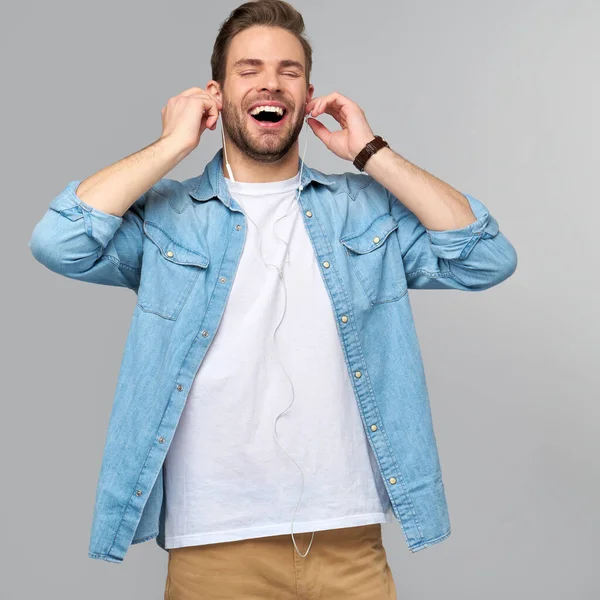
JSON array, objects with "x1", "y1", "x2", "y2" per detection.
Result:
[{"x1": 231, "y1": 58, "x2": 305, "y2": 73}]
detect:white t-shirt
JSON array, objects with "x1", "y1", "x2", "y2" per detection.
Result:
[{"x1": 163, "y1": 170, "x2": 393, "y2": 548}]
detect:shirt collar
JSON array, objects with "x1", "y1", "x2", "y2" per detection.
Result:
[{"x1": 183, "y1": 148, "x2": 334, "y2": 207}]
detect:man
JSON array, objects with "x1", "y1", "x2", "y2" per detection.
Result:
[{"x1": 28, "y1": 0, "x2": 517, "y2": 598}]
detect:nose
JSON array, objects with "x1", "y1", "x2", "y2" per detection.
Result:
[
  {"x1": 256, "y1": 69, "x2": 282, "y2": 94},
  {"x1": 258, "y1": 84, "x2": 282, "y2": 95}
]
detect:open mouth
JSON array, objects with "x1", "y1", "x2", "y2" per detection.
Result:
[{"x1": 248, "y1": 107, "x2": 289, "y2": 127}]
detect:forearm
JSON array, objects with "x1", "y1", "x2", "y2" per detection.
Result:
[
  {"x1": 363, "y1": 146, "x2": 477, "y2": 231},
  {"x1": 75, "y1": 135, "x2": 191, "y2": 217}
]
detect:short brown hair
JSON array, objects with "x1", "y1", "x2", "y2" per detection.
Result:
[{"x1": 211, "y1": 0, "x2": 313, "y2": 87}]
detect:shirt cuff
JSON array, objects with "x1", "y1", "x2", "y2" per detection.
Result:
[
  {"x1": 49, "y1": 180, "x2": 125, "y2": 248},
  {"x1": 426, "y1": 193, "x2": 499, "y2": 260}
]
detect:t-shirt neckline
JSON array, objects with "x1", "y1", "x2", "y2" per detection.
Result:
[{"x1": 224, "y1": 171, "x2": 300, "y2": 196}]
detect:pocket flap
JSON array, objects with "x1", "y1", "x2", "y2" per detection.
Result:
[
  {"x1": 340, "y1": 212, "x2": 399, "y2": 254},
  {"x1": 143, "y1": 221, "x2": 209, "y2": 268}
]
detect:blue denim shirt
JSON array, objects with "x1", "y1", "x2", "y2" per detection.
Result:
[{"x1": 29, "y1": 148, "x2": 517, "y2": 563}]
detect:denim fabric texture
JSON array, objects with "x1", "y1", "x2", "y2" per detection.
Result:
[{"x1": 29, "y1": 148, "x2": 518, "y2": 563}]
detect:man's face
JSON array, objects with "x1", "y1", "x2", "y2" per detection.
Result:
[{"x1": 217, "y1": 26, "x2": 314, "y2": 163}]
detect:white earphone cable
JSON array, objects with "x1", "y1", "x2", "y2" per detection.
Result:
[{"x1": 220, "y1": 112, "x2": 315, "y2": 558}]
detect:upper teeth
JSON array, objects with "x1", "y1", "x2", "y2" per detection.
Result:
[{"x1": 250, "y1": 106, "x2": 285, "y2": 116}]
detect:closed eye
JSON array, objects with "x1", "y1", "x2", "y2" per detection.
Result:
[{"x1": 240, "y1": 71, "x2": 300, "y2": 77}]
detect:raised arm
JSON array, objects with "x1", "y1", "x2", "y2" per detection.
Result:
[{"x1": 28, "y1": 87, "x2": 222, "y2": 290}]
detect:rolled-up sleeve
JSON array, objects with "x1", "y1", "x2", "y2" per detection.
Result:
[
  {"x1": 388, "y1": 191, "x2": 518, "y2": 291},
  {"x1": 28, "y1": 180, "x2": 146, "y2": 291}
]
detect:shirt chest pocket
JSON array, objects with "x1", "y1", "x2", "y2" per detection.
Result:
[
  {"x1": 340, "y1": 212, "x2": 407, "y2": 305},
  {"x1": 137, "y1": 221, "x2": 210, "y2": 320}
]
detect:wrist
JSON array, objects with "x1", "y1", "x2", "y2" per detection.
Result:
[
  {"x1": 352, "y1": 135, "x2": 390, "y2": 172},
  {"x1": 157, "y1": 135, "x2": 195, "y2": 161},
  {"x1": 362, "y1": 145, "x2": 393, "y2": 175},
  {"x1": 350, "y1": 134, "x2": 377, "y2": 160}
]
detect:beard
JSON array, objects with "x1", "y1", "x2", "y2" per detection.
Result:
[{"x1": 220, "y1": 97, "x2": 304, "y2": 163}]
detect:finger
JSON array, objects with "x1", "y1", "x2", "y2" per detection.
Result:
[
  {"x1": 311, "y1": 100, "x2": 343, "y2": 127},
  {"x1": 306, "y1": 95, "x2": 325, "y2": 116},
  {"x1": 313, "y1": 96, "x2": 329, "y2": 116},
  {"x1": 307, "y1": 117, "x2": 332, "y2": 145},
  {"x1": 202, "y1": 92, "x2": 222, "y2": 129},
  {"x1": 206, "y1": 90, "x2": 223, "y2": 109},
  {"x1": 320, "y1": 95, "x2": 352, "y2": 127},
  {"x1": 207, "y1": 100, "x2": 220, "y2": 130},
  {"x1": 316, "y1": 94, "x2": 345, "y2": 117},
  {"x1": 306, "y1": 97, "x2": 325, "y2": 121},
  {"x1": 180, "y1": 87, "x2": 206, "y2": 96}
]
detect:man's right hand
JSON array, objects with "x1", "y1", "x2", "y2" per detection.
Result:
[
  {"x1": 48, "y1": 86, "x2": 221, "y2": 224},
  {"x1": 159, "y1": 87, "x2": 223, "y2": 154}
]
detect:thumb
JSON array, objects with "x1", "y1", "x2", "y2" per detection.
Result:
[{"x1": 307, "y1": 118, "x2": 331, "y2": 145}]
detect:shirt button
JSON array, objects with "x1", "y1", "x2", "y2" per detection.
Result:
[
  {"x1": 373, "y1": 237, "x2": 380, "y2": 244},
  {"x1": 305, "y1": 210, "x2": 312, "y2": 217},
  {"x1": 158, "y1": 436, "x2": 166, "y2": 443},
  {"x1": 323, "y1": 261, "x2": 330, "y2": 268},
  {"x1": 176, "y1": 384, "x2": 183, "y2": 391},
  {"x1": 135, "y1": 489, "x2": 143, "y2": 496},
  {"x1": 235, "y1": 224, "x2": 241, "y2": 231},
  {"x1": 219, "y1": 277, "x2": 226, "y2": 283},
  {"x1": 370, "y1": 424, "x2": 377, "y2": 431},
  {"x1": 166, "y1": 251, "x2": 174, "y2": 257},
  {"x1": 341, "y1": 315, "x2": 348, "y2": 323},
  {"x1": 201, "y1": 330, "x2": 209, "y2": 337},
  {"x1": 389, "y1": 477, "x2": 397, "y2": 485},
  {"x1": 355, "y1": 371, "x2": 362, "y2": 378}
]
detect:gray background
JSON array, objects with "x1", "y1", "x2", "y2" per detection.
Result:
[{"x1": 4, "y1": 0, "x2": 598, "y2": 598}]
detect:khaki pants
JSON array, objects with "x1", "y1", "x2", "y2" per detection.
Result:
[{"x1": 164, "y1": 523, "x2": 397, "y2": 599}]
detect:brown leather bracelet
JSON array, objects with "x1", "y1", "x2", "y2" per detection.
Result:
[{"x1": 352, "y1": 135, "x2": 389, "y2": 171}]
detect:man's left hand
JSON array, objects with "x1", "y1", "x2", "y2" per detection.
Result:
[{"x1": 305, "y1": 93, "x2": 376, "y2": 162}]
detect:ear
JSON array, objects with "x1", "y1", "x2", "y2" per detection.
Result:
[
  {"x1": 306, "y1": 83, "x2": 315, "y2": 105},
  {"x1": 206, "y1": 80, "x2": 222, "y2": 104}
]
